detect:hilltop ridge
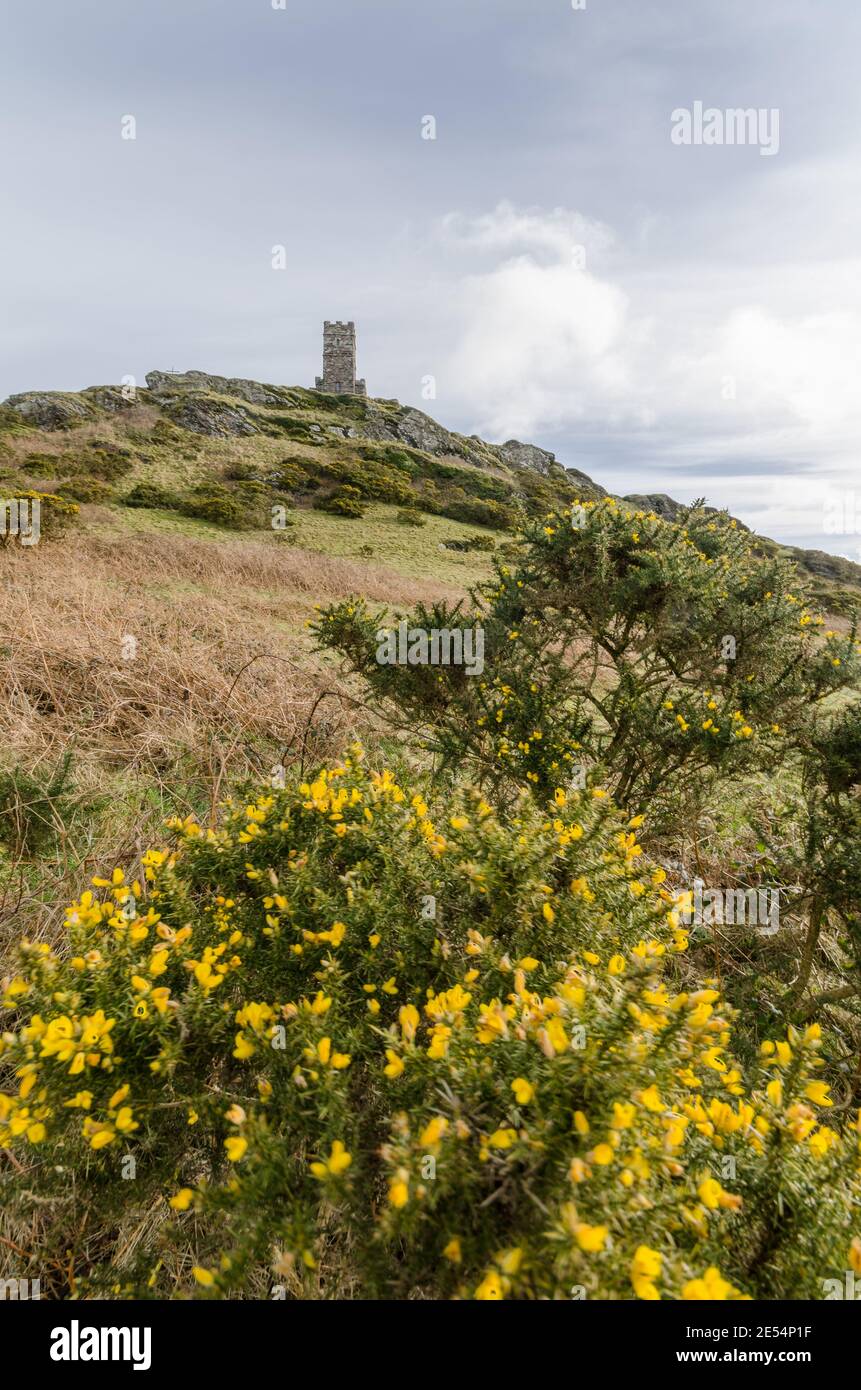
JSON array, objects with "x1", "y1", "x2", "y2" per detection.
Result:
[{"x1": 2, "y1": 370, "x2": 859, "y2": 610}]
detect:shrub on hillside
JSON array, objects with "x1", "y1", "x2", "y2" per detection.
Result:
[
  {"x1": 0, "y1": 490, "x2": 79, "y2": 545},
  {"x1": 439, "y1": 495, "x2": 520, "y2": 531},
  {"x1": 516, "y1": 468, "x2": 579, "y2": 519},
  {"x1": 313, "y1": 499, "x2": 861, "y2": 816},
  {"x1": 315, "y1": 485, "x2": 366, "y2": 519},
  {"x1": 179, "y1": 482, "x2": 289, "y2": 531},
  {"x1": 357, "y1": 444, "x2": 423, "y2": 474},
  {"x1": 122, "y1": 482, "x2": 179, "y2": 511},
  {"x1": 224, "y1": 459, "x2": 309, "y2": 492},
  {"x1": 315, "y1": 455, "x2": 416, "y2": 506},
  {"x1": 274, "y1": 459, "x2": 312, "y2": 491},
  {"x1": 181, "y1": 483, "x2": 248, "y2": 528},
  {"x1": 223, "y1": 462, "x2": 263, "y2": 483},
  {"x1": 264, "y1": 416, "x2": 325, "y2": 445},
  {"x1": 395, "y1": 508, "x2": 426, "y2": 527},
  {"x1": 0, "y1": 406, "x2": 27, "y2": 435},
  {"x1": 146, "y1": 420, "x2": 201, "y2": 453},
  {"x1": 1, "y1": 751, "x2": 858, "y2": 1300},
  {"x1": 19, "y1": 452, "x2": 62, "y2": 479},
  {"x1": 56, "y1": 477, "x2": 114, "y2": 504},
  {"x1": 441, "y1": 537, "x2": 486, "y2": 552},
  {"x1": 416, "y1": 480, "x2": 443, "y2": 513},
  {"x1": 80, "y1": 442, "x2": 135, "y2": 481}
]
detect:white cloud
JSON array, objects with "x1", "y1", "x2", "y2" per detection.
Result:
[
  {"x1": 716, "y1": 306, "x2": 861, "y2": 434},
  {"x1": 438, "y1": 203, "x2": 647, "y2": 439},
  {"x1": 447, "y1": 257, "x2": 637, "y2": 438},
  {"x1": 434, "y1": 203, "x2": 861, "y2": 551},
  {"x1": 439, "y1": 200, "x2": 615, "y2": 263}
]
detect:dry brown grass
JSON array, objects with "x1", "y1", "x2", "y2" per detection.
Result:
[
  {"x1": 1, "y1": 405, "x2": 154, "y2": 460},
  {"x1": 0, "y1": 531, "x2": 457, "y2": 946}
]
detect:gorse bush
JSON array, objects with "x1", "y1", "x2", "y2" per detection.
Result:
[
  {"x1": 76, "y1": 441, "x2": 135, "y2": 482},
  {"x1": 439, "y1": 494, "x2": 519, "y2": 531},
  {"x1": 315, "y1": 485, "x2": 366, "y2": 519},
  {"x1": 0, "y1": 490, "x2": 79, "y2": 545},
  {"x1": 56, "y1": 477, "x2": 114, "y2": 504},
  {"x1": 316, "y1": 455, "x2": 417, "y2": 506},
  {"x1": 122, "y1": 481, "x2": 178, "y2": 510},
  {"x1": 775, "y1": 703, "x2": 861, "y2": 1015},
  {"x1": 176, "y1": 482, "x2": 292, "y2": 531},
  {"x1": 314, "y1": 499, "x2": 861, "y2": 818},
  {"x1": 181, "y1": 483, "x2": 255, "y2": 529},
  {"x1": 18, "y1": 452, "x2": 62, "y2": 479},
  {"x1": 2, "y1": 750, "x2": 859, "y2": 1300}
]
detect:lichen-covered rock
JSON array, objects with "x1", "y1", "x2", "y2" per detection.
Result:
[
  {"x1": 565, "y1": 466, "x2": 607, "y2": 498},
  {"x1": 2, "y1": 392, "x2": 95, "y2": 431},
  {"x1": 360, "y1": 405, "x2": 452, "y2": 454},
  {"x1": 358, "y1": 405, "x2": 498, "y2": 470},
  {"x1": 81, "y1": 386, "x2": 141, "y2": 413},
  {"x1": 496, "y1": 439, "x2": 561, "y2": 476},
  {"x1": 396, "y1": 408, "x2": 461, "y2": 454},
  {"x1": 158, "y1": 394, "x2": 259, "y2": 438},
  {"x1": 145, "y1": 371, "x2": 292, "y2": 408}
]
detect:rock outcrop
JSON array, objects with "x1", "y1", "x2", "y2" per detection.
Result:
[
  {"x1": 4, "y1": 392, "x2": 95, "y2": 430},
  {"x1": 160, "y1": 395, "x2": 259, "y2": 438},
  {"x1": 81, "y1": 387, "x2": 138, "y2": 414},
  {"x1": 495, "y1": 439, "x2": 560, "y2": 476},
  {"x1": 144, "y1": 371, "x2": 292, "y2": 408},
  {"x1": 566, "y1": 466, "x2": 607, "y2": 498}
]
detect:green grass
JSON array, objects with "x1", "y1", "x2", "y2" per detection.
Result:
[
  {"x1": 98, "y1": 500, "x2": 504, "y2": 587},
  {"x1": 286, "y1": 504, "x2": 503, "y2": 584},
  {"x1": 99, "y1": 503, "x2": 237, "y2": 542}
]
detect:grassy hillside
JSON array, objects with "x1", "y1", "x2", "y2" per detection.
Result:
[
  {"x1": 2, "y1": 373, "x2": 860, "y2": 1302},
  {"x1": 4, "y1": 370, "x2": 858, "y2": 608},
  {"x1": 0, "y1": 371, "x2": 587, "y2": 536},
  {"x1": 0, "y1": 374, "x2": 535, "y2": 951},
  {"x1": 1, "y1": 367, "x2": 858, "y2": 943}
]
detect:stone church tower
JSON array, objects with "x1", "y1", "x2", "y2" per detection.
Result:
[{"x1": 315, "y1": 321, "x2": 367, "y2": 396}]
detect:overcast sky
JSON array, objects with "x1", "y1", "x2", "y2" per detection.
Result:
[{"x1": 2, "y1": 0, "x2": 860, "y2": 555}]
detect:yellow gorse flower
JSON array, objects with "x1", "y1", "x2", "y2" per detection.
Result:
[{"x1": 310, "y1": 1140, "x2": 352, "y2": 1180}]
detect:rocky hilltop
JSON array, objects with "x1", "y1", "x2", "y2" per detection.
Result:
[
  {"x1": 3, "y1": 370, "x2": 588, "y2": 483},
  {"x1": 2, "y1": 370, "x2": 859, "y2": 606}
]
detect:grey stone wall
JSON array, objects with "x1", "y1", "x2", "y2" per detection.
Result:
[{"x1": 315, "y1": 321, "x2": 367, "y2": 396}]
